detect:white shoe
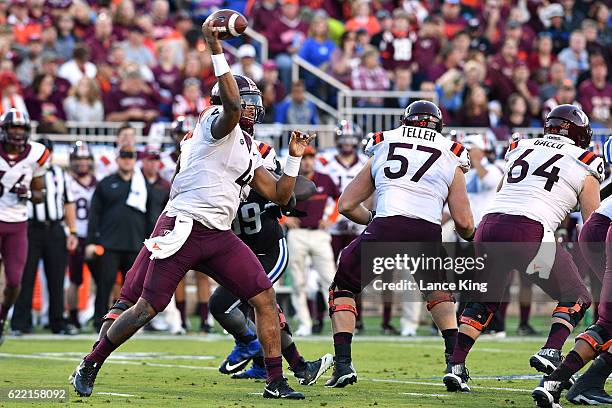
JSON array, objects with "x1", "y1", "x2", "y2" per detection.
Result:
[
  {"x1": 294, "y1": 325, "x2": 312, "y2": 337},
  {"x1": 401, "y1": 327, "x2": 417, "y2": 337}
]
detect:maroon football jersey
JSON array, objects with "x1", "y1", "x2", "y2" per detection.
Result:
[{"x1": 578, "y1": 80, "x2": 612, "y2": 124}]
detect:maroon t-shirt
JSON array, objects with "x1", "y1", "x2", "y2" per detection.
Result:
[
  {"x1": 153, "y1": 65, "x2": 182, "y2": 95},
  {"x1": 86, "y1": 36, "x2": 115, "y2": 64},
  {"x1": 250, "y1": 3, "x2": 280, "y2": 34},
  {"x1": 294, "y1": 171, "x2": 340, "y2": 229},
  {"x1": 578, "y1": 80, "x2": 612, "y2": 124},
  {"x1": 25, "y1": 92, "x2": 66, "y2": 122},
  {"x1": 104, "y1": 89, "x2": 159, "y2": 118},
  {"x1": 378, "y1": 30, "x2": 418, "y2": 71},
  {"x1": 414, "y1": 35, "x2": 441, "y2": 73}
]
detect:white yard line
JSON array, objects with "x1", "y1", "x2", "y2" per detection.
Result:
[
  {"x1": 369, "y1": 378, "x2": 533, "y2": 393},
  {"x1": 96, "y1": 392, "x2": 137, "y2": 397},
  {"x1": 402, "y1": 392, "x2": 448, "y2": 397}
]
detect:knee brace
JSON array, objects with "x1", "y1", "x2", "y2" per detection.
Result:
[
  {"x1": 459, "y1": 302, "x2": 494, "y2": 332},
  {"x1": 426, "y1": 291, "x2": 455, "y2": 311},
  {"x1": 576, "y1": 324, "x2": 612, "y2": 353},
  {"x1": 102, "y1": 301, "x2": 131, "y2": 322},
  {"x1": 328, "y1": 284, "x2": 357, "y2": 318},
  {"x1": 552, "y1": 301, "x2": 588, "y2": 328}
]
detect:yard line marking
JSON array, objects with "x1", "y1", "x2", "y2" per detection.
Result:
[
  {"x1": 0, "y1": 353, "x2": 218, "y2": 370},
  {"x1": 97, "y1": 392, "x2": 137, "y2": 397},
  {"x1": 369, "y1": 378, "x2": 533, "y2": 393},
  {"x1": 402, "y1": 392, "x2": 447, "y2": 397},
  {"x1": 394, "y1": 343, "x2": 520, "y2": 353}
]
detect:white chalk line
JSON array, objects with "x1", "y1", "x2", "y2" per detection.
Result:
[
  {"x1": 96, "y1": 392, "x2": 137, "y2": 397},
  {"x1": 402, "y1": 392, "x2": 448, "y2": 397}
]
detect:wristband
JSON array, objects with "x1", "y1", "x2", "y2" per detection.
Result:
[
  {"x1": 211, "y1": 53, "x2": 230, "y2": 77},
  {"x1": 283, "y1": 155, "x2": 301, "y2": 177}
]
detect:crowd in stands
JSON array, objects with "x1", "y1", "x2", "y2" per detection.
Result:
[{"x1": 0, "y1": 0, "x2": 609, "y2": 134}]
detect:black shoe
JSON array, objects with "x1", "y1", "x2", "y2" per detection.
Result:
[
  {"x1": 293, "y1": 353, "x2": 333, "y2": 386},
  {"x1": 380, "y1": 323, "x2": 400, "y2": 335},
  {"x1": 532, "y1": 376, "x2": 565, "y2": 408},
  {"x1": 355, "y1": 321, "x2": 364, "y2": 335},
  {"x1": 443, "y1": 363, "x2": 470, "y2": 392},
  {"x1": 0, "y1": 320, "x2": 5, "y2": 346},
  {"x1": 530, "y1": 349, "x2": 563, "y2": 375},
  {"x1": 325, "y1": 359, "x2": 357, "y2": 388},
  {"x1": 53, "y1": 323, "x2": 78, "y2": 335},
  {"x1": 312, "y1": 321, "x2": 323, "y2": 334},
  {"x1": 566, "y1": 355, "x2": 612, "y2": 405},
  {"x1": 517, "y1": 323, "x2": 539, "y2": 336},
  {"x1": 71, "y1": 359, "x2": 101, "y2": 397},
  {"x1": 200, "y1": 323, "x2": 212, "y2": 333},
  {"x1": 263, "y1": 377, "x2": 305, "y2": 399}
]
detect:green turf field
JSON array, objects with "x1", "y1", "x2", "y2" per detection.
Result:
[{"x1": 0, "y1": 326, "x2": 565, "y2": 408}]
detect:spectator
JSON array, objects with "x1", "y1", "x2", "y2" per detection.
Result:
[
  {"x1": 25, "y1": 73, "x2": 67, "y2": 133},
  {"x1": 370, "y1": 9, "x2": 392, "y2": 48},
  {"x1": 265, "y1": 0, "x2": 307, "y2": 89},
  {"x1": 249, "y1": 0, "x2": 279, "y2": 34},
  {"x1": 39, "y1": 51, "x2": 71, "y2": 98},
  {"x1": 543, "y1": 3, "x2": 568, "y2": 52},
  {"x1": 415, "y1": 16, "x2": 443, "y2": 75},
  {"x1": 121, "y1": 25, "x2": 155, "y2": 68},
  {"x1": 70, "y1": 0, "x2": 93, "y2": 40},
  {"x1": 436, "y1": 69, "x2": 465, "y2": 114},
  {"x1": 578, "y1": 55, "x2": 611, "y2": 128},
  {"x1": 511, "y1": 62, "x2": 540, "y2": 117},
  {"x1": 230, "y1": 44, "x2": 263, "y2": 83},
  {"x1": 527, "y1": 33, "x2": 556, "y2": 84},
  {"x1": 299, "y1": 12, "x2": 335, "y2": 74},
  {"x1": 500, "y1": 93, "x2": 532, "y2": 129},
  {"x1": 259, "y1": 81, "x2": 277, "y2": 124},
  {"x1": 591, "y1": 2, "x2": 611, "y2": 48},
  {"x1": 85, "y1": 144, "x2": 149, "y2": 331},
  {"x1": 351, "y1": 46, "x2": 390, "y2": 107},
  {"x1": 172, "y1": 78, "x2": 208, "y2": 120},
  {"x1": 11, "y1": 138, "x2": 78, "y2": 336},
  {"x1": 96, "y1": 124, "x2": 137, "y2": 179},
  {"x1": 561, "y1": 0, "x2": 584, "y2": 32},
  {"x1": 539, "y1": 61, "x2": 567, "y2": 102},
  {"x1": 385, "y1": 67, "x2": 413, "y2": 108},
  {"x1": 152, "y1": 43, "x2": 181, "y2": 110},
  {"x1": 542, "y1": 79, "x2": 581, "y2": 120},
  {"x1": 558, "y1": 30, "x2": 589, "y2": 83},
  {"x1": 134, "y1": 15, "x2": 157, "y2": 57},
  {"x1": 285, "y1": 146, "x2": 339, "y2": 336},
  {"x1": 0, "y1": 71, "x2": 27, "y2": 115},
  {"x1": 262, "y1": 60, "x2": 286, "y2": 103},
  {"x1": 57, "y1": 45, "x2": 97, "y2": 86},
  {"x1": 463, "y1": 59, "x2": 487, "y2": 94},
  {"x1": 140, "y1": 147, "x2": 171, "y2": 236},
  {"x1": 355, "y1": 27, "x2": 371, "y2": 54},
  {"x1": 582, "y1": 19, "x2": 606, "y2": 57},
  {"x1": 7, "y1": 0, "x2": 41, "y2": 45},
  {"x1": 63, "y1": 77, "x2": 104, "y2": 122},
  {"x1": 104, "y1": 66, "x2": 159, "y2": 123},
  {"x1": 452, "y1": 30, "x2": 471, "y2": 56},
  {"x1": 86, "y1": 12, "x2": 114, "y2": 64},
  {"x1": 345, "y1": 0, "x2": 380, "y2": 36},
  {"x1": 455, "y1": 85, "x2": 491, "y2": 127},
  {"x1": 466, "y1": 17, "x2": 492, "y2": 56},
  {"x1": 426, "y1": 45, "x2": 464, "y2": 82},
  {"x1": 503, "y1": 20, "x2": 535, "y2": 58},
  {"x1": 113, "y1": 0, "x2": 135, "y2": 41},
  {"x1": 275, "y1": 80, "x2": 318, "y2": 125},
  {"x1": 41, "y1": 23, "x2": 59, "y2": 56},
  {"x1": 378, "y1": 9, "x2": 417, "y2": 71},
  {"x1": 55, "y1": 14, "x2": 75, "y2": 62},
  {"x1": 151, "y1": 0, "x2": 174, "y2": 41},
  {"x1": 441, "y1": 0, "x2": 466, "y2": 39},
  {"x1": 15, "y1": 32, "x2": 44, "y2": 86},
  {"x1": 328, "y1": 30, "x2": 359, "y2": 86},
  {"x1": 487, "y1": 38, "x2": 519, "y2": 103}
]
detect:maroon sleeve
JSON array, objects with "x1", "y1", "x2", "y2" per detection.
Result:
[
  {"x1": 577, "y1": 82, "x2": 594, "y2": 115},
  {"x1": 103, "y1": 90, "x2": 121, "y2": 114}
]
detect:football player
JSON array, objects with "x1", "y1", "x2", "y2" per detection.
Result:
[
  {"x1": 66, "y1": 141, "x2": 97, "y2": 330},
  {"x1": 445, "y1": 105, "x2": 603, "y2": 393},
  {"x1": 211, "y1": 125, "x2": 331, "y2": 383},
  {"x1": 325, "y1": 100, "x2": 475, "y2": 387},
  {"x1": 532, "y1": 193, "x2": 612, "y2": 406},
  {"x1": 159, "y1": 116, "x2": 186, "y2": 183},
  {"x1": 0, "y1": 109, "x2": 48, "y2": 345},
  {"x1": 70, "y1": 20, "x2": 312, "y2": 400}
]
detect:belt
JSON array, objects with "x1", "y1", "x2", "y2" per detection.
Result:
[{"x1": 29, "y1": 220, "x2": 62, "y2": 228}]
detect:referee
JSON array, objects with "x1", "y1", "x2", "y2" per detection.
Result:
[{"x1": 11, "y1": 138, "x2": 78, "y2": 335}]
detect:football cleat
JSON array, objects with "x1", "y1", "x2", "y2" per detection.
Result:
[
  {"x1": 566, "y1": 355, "x2": 612, "y2": 405},
  {"x1": 325, "y1": 360, "x2": 357, "y2": 388},
  {"x1": 263, "y1": 377, "x2": 305, "y2": 399},
  {"x1": 219, "y1": 338, "x2": 262, "y2": 375},
  {"x1": 530, "y1": 349, "x2": 563, "y2": 375},
  {"x1": 0, "y1": 319, "x2": 5, "y2": 346},
  {"x1": 443, "y1": 363, "x2": 471, "y2": 392},
  {"x1": 231, "y1": 361, "x2": 266, "y2": 380},
  {"x1": 293, "y1": 353, "x2": 333, "y2": 386},
  {"x1": 517, "y1": 323, "x2": 539, "y2": 336},
  {"x1": 71, "y1": 359, "x2": 101, "y2": 397},
  {"x1": 532, "y1": 376, "x2": 565, "y2": 408},
  {"x1": 380, "y1": 323, "x2": 401, "y2": 335}
]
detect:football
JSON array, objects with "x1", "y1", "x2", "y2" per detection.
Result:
[{"x1": 205, "y1": 9, "x2": 248, "y2": 40}]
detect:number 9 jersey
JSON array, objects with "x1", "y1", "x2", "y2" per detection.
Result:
[
  {"x1": 365, "y1": 125, "x2": 470, "y2": 225},
  {"x1": 488, "y1": 137, "x2": 604, "y2": 231}
]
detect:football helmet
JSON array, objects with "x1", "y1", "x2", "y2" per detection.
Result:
[
  {"x1": 401, "y1": 100, "x2": 443, "y2": 133},
  {"x1": 0, "y1": 108, "x2": 31, "y2": 150},
  {"x1": 335, "y1": 120, "x2": 363, "y2": 152},
  {"x1": 70, "y1": 140, "x2": 94, "y2": 176},
  {"x1": 211, "y1": 75, "x2": 264, "y2": 136},
  {"x1": 544, "y1": 104, "x2": 592, "y2": 149}
]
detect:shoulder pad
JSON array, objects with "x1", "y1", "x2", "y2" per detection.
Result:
[
  {"x1": 449, "y1": 141, "x2": 470, "y2": 173},
  {"x1": 577, "y1": 151, "x2": 605, "y2": 182},
  {"x1": 364, "y1": 132, "x2": 384, "y2": 157}
]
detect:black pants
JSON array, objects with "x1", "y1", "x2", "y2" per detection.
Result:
[
  {"x1": 91, "y1": 249, "x2": 137, "y2": 330},
  {"x1": 11, "y1": 222, "x2": 67, "y2": 332}
]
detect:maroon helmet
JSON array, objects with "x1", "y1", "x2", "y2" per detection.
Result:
[
  {"x1": 401, "y1": 100, "x2": 443, "y2": 133},
  {"x1": 210, "y1": 75, "x2": 264, "y2": 135},
  {"x1": 0, "y1": 108, "x2": 31, "y2": 150},
  {"x1": 544, "y1": 104, "x2": 592, "y2": 149}
]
